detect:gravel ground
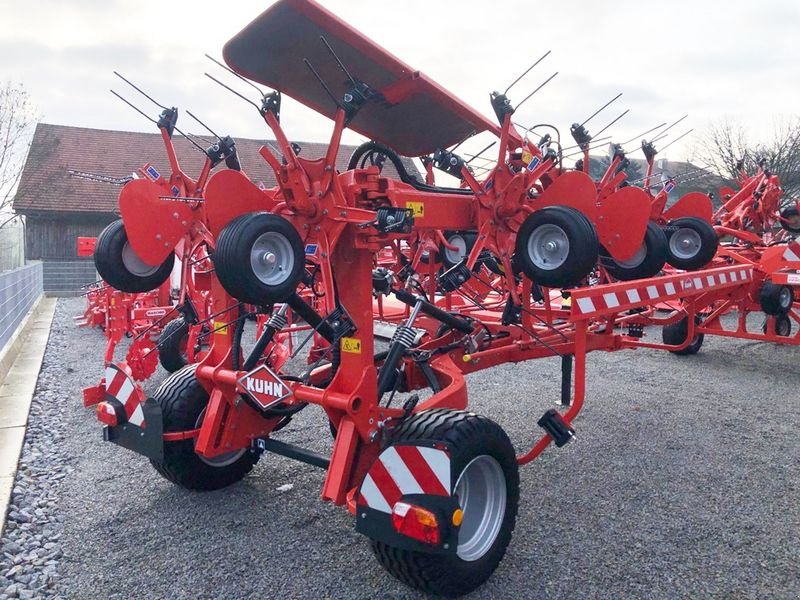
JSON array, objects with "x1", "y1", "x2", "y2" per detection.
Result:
[{"x1": 1, "y1": 297, "x2": 798, "y2": 599}]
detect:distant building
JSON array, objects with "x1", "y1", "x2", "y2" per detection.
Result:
[{"x1": 13, "y1": 123, "x2": 417, "y2": 294}]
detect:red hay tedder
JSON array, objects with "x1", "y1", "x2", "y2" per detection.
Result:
[{"x1": 79, "y1": 0, "x2": 798, "y2": 595}]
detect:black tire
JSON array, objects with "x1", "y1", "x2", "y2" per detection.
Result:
[
  {"x1": 600, "y1": 221, "x2": 667, "y2": 281},
  {"x1": 514, "y1": 206, "x2": 598, "y2": 288},
  {"x1": 664, "y1": 217, "x2": 718, "y2": 270},
  {"x1": 213, "y1": 212, "x2": 305, "y2": 304},
  {"x1": 370, "y1": 409, "x2": 519, "y2": 597},
  {"x1": 759, "y1": 282, "x2": 794, "y2": 315},
  {"x1": 149, "y1": 365, "x2": 258, "y2": 490},
  {"x1": 94, "y1": 219, "x2": 174, "y2": 293},
  {"x1": 763, "y1": 315, "x2": 792, "y2": 336},
  {"x1": 158, "y1": 317, "x2": 190, "y2": 373},
  {"x1": 443, "y1": 232, "x2": 477, "y2": 268},
  {"x1": 662, "y1": 315, "x2": 704, "y2": 355},
  {"x1": 780, "y1": 205, "x2": 800, "y2": 234}
]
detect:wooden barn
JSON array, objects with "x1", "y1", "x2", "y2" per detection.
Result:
[{"x1": 13, "y1": 123, "x2": 415, "y2": 294}]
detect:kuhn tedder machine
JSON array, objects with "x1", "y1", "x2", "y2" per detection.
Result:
[{"x1": 80, "y1": 0, "x2": 797, "y2": 596}]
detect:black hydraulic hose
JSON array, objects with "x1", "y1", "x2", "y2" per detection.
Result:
[
  {"x1": 243, "y1": 320, "x2": 278, "y2": 372},
  {"x1": 286, "y1": 293, "x2": 336, "y2": 342},
  {"x1": 377, "y1": 336, "x2": 410, "y2": 397},
  {"x1": 393, "y1": 289, "x2": 474, "y2": 334}
]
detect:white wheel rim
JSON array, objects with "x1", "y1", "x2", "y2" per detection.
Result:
[
  {"x1": 454, "y1": 455, "x2": 507, "y2": 562},
  {"x1": 527, "y1": 224, "x2": 570, "y2": 271},
  {"x1": 250, "y1": 231, "x2": 295, "y2": 286},
  {"x1": 121, "y1": 242, "x2": 160, "y2": 277},
  {"x1": 669, "y1": 228, "x2": 702, "y2": 260},
  {"x1": 779, "y1": 287, "x2": 792, "y2": 309},
  {"x1": 445, "y1": 235, "x2": 468, "y2": 264}
]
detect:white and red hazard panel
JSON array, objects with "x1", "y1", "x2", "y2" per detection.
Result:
[
  {"x1": 236, "y1": 364, "x2": 292, "y2": 411},
  {"x1": 358, "y1": 444, "x2": 451, "y2": 514}
]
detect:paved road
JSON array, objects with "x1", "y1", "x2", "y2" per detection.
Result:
[{"x1": 7, "y1": 298, "x2": 800, "y2": 598}]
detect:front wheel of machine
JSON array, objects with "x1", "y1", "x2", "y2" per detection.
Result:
[
  {"x1": 780, "y1": 205, "x2": 800, "y2": 234},
  {"x1": 158, "y1": 317, "x2": 190, "y2": 373},
  {"x1": 213, "y1": 212, "x2": 305, "y2": 305},
  {"x1": 514, "y1": 206, "x2": 598, "y2": 289},
  {"x1": 759, "y1": 282, "x2": 794, "y2": 316},
  {"x1": 600, "y1": 221, "x2": 668, "y2": 281},
  {"x1": 662, "y1": 315, "x2": 704, "y2": 355},
  {"x1": 370, "y1": 409, "x2": 519, "y2": 597},
  {"x1": 94, "y1": 219, "x2": 174, "y2": 293},
  {"x1": 664, "y1": 217, "x2": 718, "y2": 270},
  {"x1": 149, "y1": 365, "x2": 258, "y2": 490}
]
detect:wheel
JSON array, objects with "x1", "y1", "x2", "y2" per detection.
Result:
[
  {"x1": 662, "y1": 315, "x2": 704, "y2": 355},
  {"x1": 759, "y1": 282, "x2": 793, "y2": 315},
  {"x1": 443, "y1": 232, "x2": 477, "y2": 268},
  {"x1": 213, "y1": 212, "x2": 305, "y2": 304},
  {"x1": 370, "y1": 409, "x2": 519, "y2": 597},
  {"x1": 514, "y1": 206, "x2": 598, "y2": 288},
  {"x1": 158, "y1": 317, "x2": 190, "y2": 373},
  {"x1": 780, "y1": 205, "x2": 800, "y2": 234},
  {"x1": 94, "y1": 219, "x2": 174, "y2": 293},
  {"x1": 149, "y1": 365, "x2": 259, "y2": 490},
  {"x1": 763, "y1": 315, "x2": 792, "y2": 336},
  {"x1": 664, "y1": 217, "x2": 718, "y2": 270},
  {"x1": 600, "y1": 221, "x2": 667, "y2": 281}
]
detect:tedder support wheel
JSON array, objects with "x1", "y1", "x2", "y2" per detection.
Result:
[
  {"x1": 370, "y1": 409, "x2": 519, "y2": 597},
  {"x1": 662, "y1": 315, "x2": 704, "y2": 355},
  {"x1": 600, "y1": 221, "x2": 667, "y2": 281},
  {"x1": 780, "y1": 205, "x2": 800, "y2": 234},
  {"x1": 158, "y1": 317, "x2": 190, "y2": 373},
  {"x1": 443, "y1": 231, "x2": 477, "y2": 268},
  {"x1": 94, "y1": 219, "x2": 174, "y2": 293},
  {"x1": 759, "y1": 282, "x2": 794, "y2": 316},
  {"x1": 763, "y1": 315, "x2": 792, "y2": 336},
  {"x1": 213, "y1": 212, "x2": 305, "y2": 305},
  {"x1": 514, "y1": 205, "x2": 598, "y2": 289},
  {"x1": 664, "y1": 217, "x2": 719, "y2": 270},
  {"x1": 149, "y1": 365, "x2": 258, "y2": 490}
]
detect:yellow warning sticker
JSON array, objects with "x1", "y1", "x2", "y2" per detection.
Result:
[
  {"x1": 521, "y1": 149, "x2": 533, "y2": 165},
  {"x1": 213, "y1": 320, "x2": 228, "y2": 335},
  {"x1": 341, "y1": 337, "x2": 362, "y2": 354},
  {"x1": 406, "y1": 201, "x2": 425, "y2": 217}
]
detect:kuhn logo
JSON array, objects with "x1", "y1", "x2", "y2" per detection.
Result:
[
  {"x1": 146, "y1": 309, "x2": 167, "y2": 318},
  {"x1": 681, "y1": 278, "x2": 694, "y2": 290},
  {"x1": 236, "y1": 365, "x2": 291, "y2": 411}
]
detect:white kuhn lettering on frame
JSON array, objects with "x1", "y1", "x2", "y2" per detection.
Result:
[{"x1": 236, "y1": 364, "x2": 291, "y2": 411}]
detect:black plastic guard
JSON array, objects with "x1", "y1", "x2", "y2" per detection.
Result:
[{"x1": 103, "y1": 398, "x2": 164, "y2": 461}]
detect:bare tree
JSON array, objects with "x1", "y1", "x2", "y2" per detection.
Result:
[
  {"x1": 692, "y1": 118, "x2": 800, "y2": 204},
  {"x1": 0, "y1": 82, "x2": 38, "y2": 229}
]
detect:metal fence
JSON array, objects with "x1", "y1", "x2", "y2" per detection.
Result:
[
  {"x1": 0, "y1": 262, "x2": 43, "y2": 355},
  {"x1": 43, "y1": 259, "x2": 98, "y2": 296},
  {"x1": 0, "y1": 220, "x2": 25, "y2": 273}
]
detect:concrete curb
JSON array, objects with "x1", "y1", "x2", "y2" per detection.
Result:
[{"x1": 0, "y1": 297, "x2": 57, "y2": 534}]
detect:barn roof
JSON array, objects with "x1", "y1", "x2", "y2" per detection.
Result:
[{"x1": 13, "y1": 123, "x2": 418, "y2": 215}]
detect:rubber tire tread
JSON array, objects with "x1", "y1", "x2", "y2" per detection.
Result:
[
  {"x1": 514, "y1": 206, "x2": 598, "y2": 289},
  {"x1": 370, "y1": 409, "x2": 519, "y2": 598},
  {"x1": 664, "y1": 217, "x2": 719, "y2": 270},
  {"x1": 759, "y1": 283, "x2": 793, "y2": 316},
  {"x1": 780, "y1": 206, "x2": 800, "y2": 234},
  {"x1": 600, "y1": 221, "x2": 668, "y2": 281},
  {"x1": 662, "y1": 315, "x2": 704, "y2": 355},
  {"x1": 213, "y1": 212, "x2": 305, "y2": 304},
  {"x1": 158, "y1": 317, "x2": 190, "y2": 373},
  {"x1": 94, "y1": 219, "x2": 174, "y2": 293},
  {"x1": 148, "y1": 365, "x2": 258, "y2": 490}
]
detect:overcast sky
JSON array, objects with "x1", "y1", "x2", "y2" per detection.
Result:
[{"x1": 3, "y1": 0, "x2": 799, "y2": 167}]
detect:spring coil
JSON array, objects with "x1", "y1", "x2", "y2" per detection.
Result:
[
  {"x1": 267, "y1": 311, "x2": 288, "y2": 331},
  {"x1": 391, "y1": 325, "x2": 417, "y2": 350}
]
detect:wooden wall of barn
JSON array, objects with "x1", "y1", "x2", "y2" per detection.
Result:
[{"x1": 24, "y1": 213, "x2": 115, "y2": 260}]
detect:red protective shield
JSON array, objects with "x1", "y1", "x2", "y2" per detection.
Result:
[
  {"x1": 119, "y1": 179, "x2": 193, "y2": 266},
  {"x1": 203, "y1": 169, "x2": 278, "y2": 238},
  {"x1": 662, "y1": 192, "x2": 713, "y2": 223}
]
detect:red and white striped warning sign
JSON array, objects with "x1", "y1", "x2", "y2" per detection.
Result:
[
  {"x1": 782, "y1": 241, "x2": 800, "y2": 263},
  {"x1": 98, "y1": 363, "x2": 147, "y2": 427},
  {"x1": 571, "y1": 265, "x2": 754, "y2": 320},
  {"x1": 358, "y1": 445, "x2": 451, "y2": 514}
]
